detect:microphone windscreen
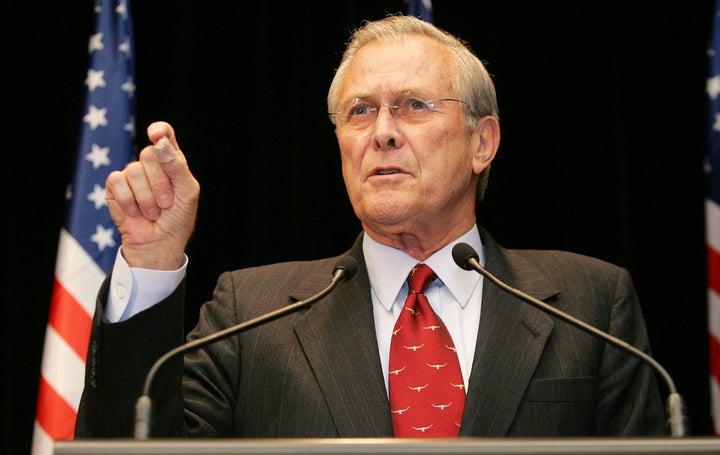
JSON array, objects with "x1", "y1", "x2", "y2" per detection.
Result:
[
  {"x1": 452, "y1": 242, "x2": 479, "y2": 270},
  {"x1": 334, "y1": 256, "x2": 359, "y2": 281}
]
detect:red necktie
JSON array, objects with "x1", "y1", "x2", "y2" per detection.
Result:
[{"x1": 388, "y1": 264, "x2": 466, "y2": 437}]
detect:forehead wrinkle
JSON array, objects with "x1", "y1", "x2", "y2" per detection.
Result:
[{"x1": 339, "y1": 37, "x2": 456, "y2": 105}]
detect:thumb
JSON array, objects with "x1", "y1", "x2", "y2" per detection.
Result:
[
  {"x1": 154, "y1": 136, "x2": 179, "y2": 163},
  {"x1": 152, "y1": 135, "x2": 191, "y2": 184},
  {"x1": 142, "y1": 121, "x2": 199, "y2": 208},
  {"x1": 147, "y1": 121, "x2": 183, "y2": 165},
  {"x1": 150, "y1": 136, "x2": 199, "y2": 205}
]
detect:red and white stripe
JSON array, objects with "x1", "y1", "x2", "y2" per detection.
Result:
[
  {"x1": 709, "y1": 198, "x2": 720, "y2": 435},
  {"x1": 32, "y1": 229, "x2": 102, "y2": 455}
]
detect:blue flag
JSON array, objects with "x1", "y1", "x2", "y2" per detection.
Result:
[
  {"x1": 33, "y1": 0, "x2": 135, "y2": 453},
  {"x1": 408, "y1": 0, "x2": 434, "y2": 23},
  {"x1": 69, "y1": 0, "x2": 136, "y2": 273}
]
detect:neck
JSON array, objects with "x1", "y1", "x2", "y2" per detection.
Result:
[{"x1": 362, "y1": 218, "x2": 476, "y2": 261}]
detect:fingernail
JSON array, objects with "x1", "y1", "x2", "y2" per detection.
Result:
[{"x1": 154, "y1": 137, "x2": 176, "y2": 163}]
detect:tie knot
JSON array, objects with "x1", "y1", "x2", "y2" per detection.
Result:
[{"x1": 407, "y1": 263, "x2": 437, "y2": 294}]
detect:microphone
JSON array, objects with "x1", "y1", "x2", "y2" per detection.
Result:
[
  {"x1": 451, "y1": 242, "x2": 688, "y2": 437},
  {"x1": 133, "y1": 256, "x2": 359, "y2": 440}
]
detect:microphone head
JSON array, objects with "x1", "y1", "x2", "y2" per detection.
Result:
[
  {"x1": 452, "y1": 242, "x2": 479, "y2": 271},
  {"x1": 333, "y1": 256, "x2": 359, "y2": 281}
]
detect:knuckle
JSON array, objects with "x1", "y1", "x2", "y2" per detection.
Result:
[{"x1": 125, "y1": 161, "x2": 146, "y2": 179}]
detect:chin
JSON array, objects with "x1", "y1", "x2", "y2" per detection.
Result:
[
  {"x1": 362, "y1": 206, "x2": 413, "y2": 229},
  {"x1": 355, "y1": 191, "x2": 418, "y2": 222}
]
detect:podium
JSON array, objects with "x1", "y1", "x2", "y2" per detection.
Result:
[{"x1": 55, "y1": 437, "x2": 720, "y2": 454}]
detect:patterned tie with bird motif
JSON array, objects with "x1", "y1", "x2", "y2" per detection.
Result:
[{"x1": 388, "y1": 263, "x2": 466, "y2": 437}]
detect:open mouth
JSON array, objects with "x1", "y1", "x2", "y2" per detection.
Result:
[{"x1": 374, "y1": 169, "x2": 401, "y2": 176}]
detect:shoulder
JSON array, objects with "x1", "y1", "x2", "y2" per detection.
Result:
[
  {"x1": 481, "y1": 227, "x2": 623, "y2": 273},
  {"x1": 215, "y1": 238, "x2": 366, "y2": 300},
  {"x1": 220, "y1": 233, "x2": 366, "y2": 292},
  {"x1": 227, "y1": 257, "x2": 339, "y2": 281},
  {"x1": 480, "y1": 227, "x2": 633, "y2": 296},
  {"x1": 507, "y1": 248, "x2": 624, "y2": 276},
  {"x1": 214, "y1": 256, "x2": 348, "y2": 303}
]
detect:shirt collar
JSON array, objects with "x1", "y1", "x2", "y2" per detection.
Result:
[{"x1": 362, "y1": 226, "x2": 484, "y2": 312}]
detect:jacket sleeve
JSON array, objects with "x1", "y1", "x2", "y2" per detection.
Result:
[
  {"x1": 74, "y1": 276, "x2": 187, "y2": 438},
  {"x1": 593, "y1": 266, "x2": 666, "y2": 435}
]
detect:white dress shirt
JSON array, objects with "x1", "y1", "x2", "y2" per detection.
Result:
[{"x1": 362, "y1": 226, "x2": 485, "y2": 396}]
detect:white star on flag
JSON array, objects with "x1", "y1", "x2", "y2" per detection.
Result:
[
  {"x1": 119, "y1": 38, "x2": 131, "y2": 56},
  {"x1": 90, "y1": 224, "x2": 116, "y2": 251},
  {"x1": 709, "y1": 75, "x2": 720, "y2": 100},
  {"x1": 85, "y1": 69, "x2": 106, "y2": 91},
  {"x1": 116, "y1": 0, "x2": 128, "y2": 18},
  {"x1": 88, "y1": 32, "x2": 103, "y2": 52},
  {"x1": 85, "y1": 143, "x2": 111, "y2": 169},
  {"x1": 121, "y1": 76, "x2": 136, "y2": 97},
  {"x1": 124, "y1": 117, "x2": 136, "y2": 137},
  {"x1": 87, "y1": 184, "x2": 108, "y2": 210},
  {"x1": 83, "y1": 105, "x2": 108, "y2": 130}
]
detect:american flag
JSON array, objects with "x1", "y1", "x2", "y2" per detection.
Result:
[
  {"x1": 32, "y1": 0, "x2": 135, "y2": 453},
  {"x1": 407, "y1": 0, "x2": 434, "y2": 23},
  {"x1": 708, "y1": 0, "x2": 720, "y2": 437}
]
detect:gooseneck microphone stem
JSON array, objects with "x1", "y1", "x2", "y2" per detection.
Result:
[
  {"x1": 134, "y1": 257, "x2": 359, "y2": 440},
  {"x1": 451, "y1": 243, "x2": 688, "y2": 437}
]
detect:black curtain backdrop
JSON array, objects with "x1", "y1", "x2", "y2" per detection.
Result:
[{"x1": 3, "y1": 0, "x2": 716, "y2": 452}]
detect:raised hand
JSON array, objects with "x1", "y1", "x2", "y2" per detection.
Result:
[{"x1": 105, "y1": 121, "x2": 200, "y2": 270}]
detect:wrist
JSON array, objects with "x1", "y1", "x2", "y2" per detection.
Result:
[{"x1": 120, "y1": 244, "x2": 186, "y2": 270}]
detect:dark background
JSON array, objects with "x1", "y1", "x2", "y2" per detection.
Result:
[{"x1": 3, "y1": 0, "x2": 717, "y2": 452}]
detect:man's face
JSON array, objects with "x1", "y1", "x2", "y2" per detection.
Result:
[{"x1": 335, "y1": 35, "x2": 494, "y2": 246}]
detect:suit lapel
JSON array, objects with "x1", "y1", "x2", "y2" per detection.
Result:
[
  {"x1": 460, "y1": 229, "x2": 559, "y2": 436},
  {"x1": 293, "y1": 238, "x2": 394, "y2": 437},
  {"x1": 286, "y1": 229, "x2": 563, "y2": 437}
]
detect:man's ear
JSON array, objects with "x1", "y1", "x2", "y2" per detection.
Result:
[{"x1": 471, "y1": 116, "x2": 500, "y2": 174}]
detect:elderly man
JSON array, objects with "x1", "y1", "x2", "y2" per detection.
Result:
[{"x1": 76, "y1": 15, "x2": 666, "y2": 439}]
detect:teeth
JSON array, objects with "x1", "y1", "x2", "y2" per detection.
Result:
[{"x1": 376, "y1": 169, "x2": 399, "y2": 175}]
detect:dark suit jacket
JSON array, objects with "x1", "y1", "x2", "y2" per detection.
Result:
[{"x1": 75, "y1": 227, "x2": 666, "y2": 438}]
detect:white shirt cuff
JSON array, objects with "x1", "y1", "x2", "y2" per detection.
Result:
[{"x1": 105, "y1": 247, "x2": 188, "y2": 322}]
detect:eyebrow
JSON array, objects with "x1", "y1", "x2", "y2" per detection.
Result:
[{"x1": 341, "y1": 90, "x2": 434, "y2": 105}]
